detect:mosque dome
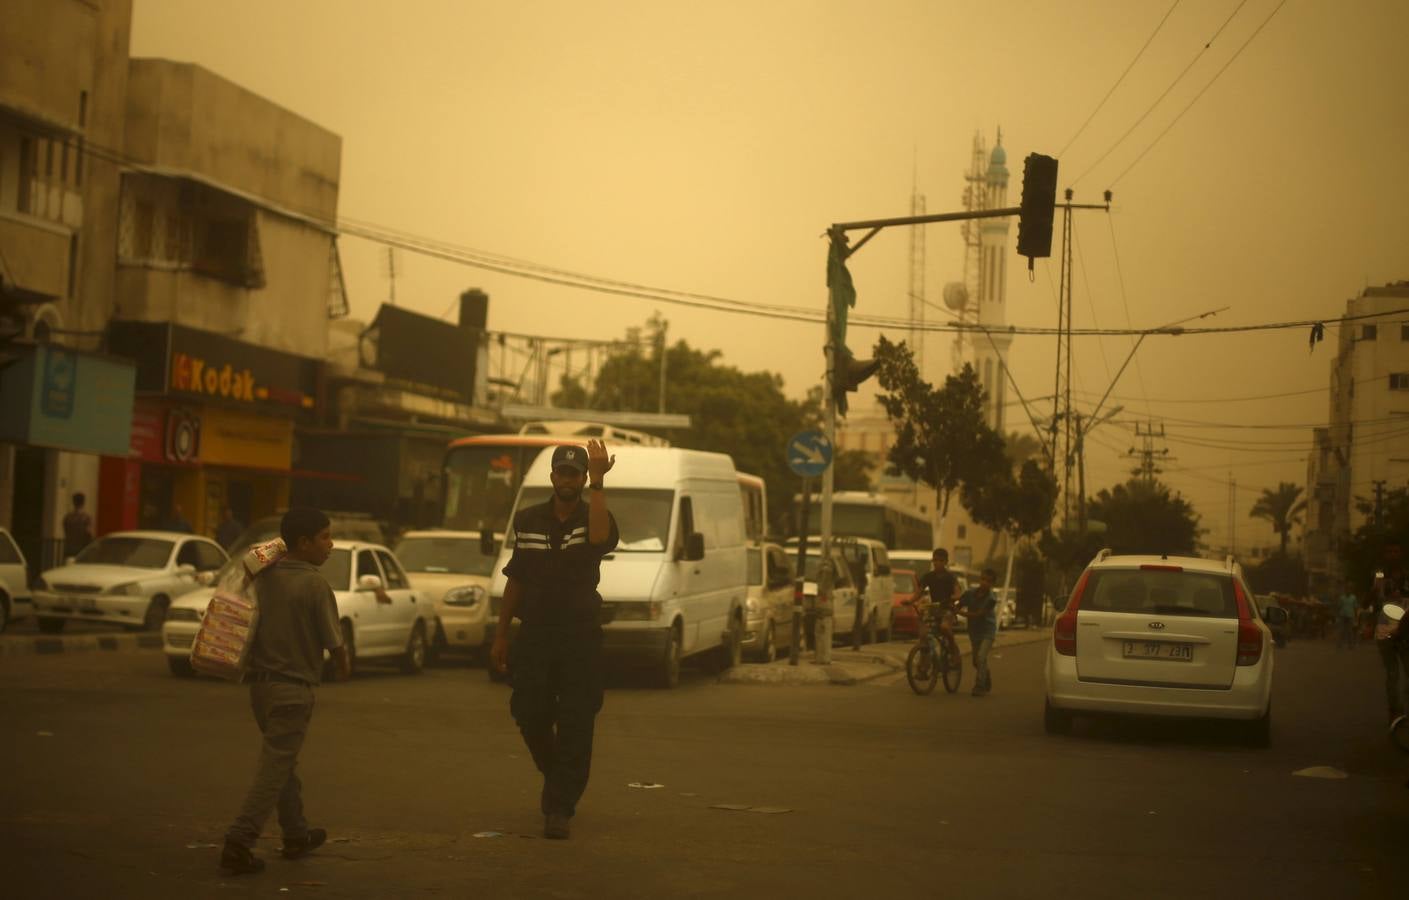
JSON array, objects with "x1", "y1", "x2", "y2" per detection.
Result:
[{"x1": 990, "y1": 144, "x2": 1007, "y2": 167}]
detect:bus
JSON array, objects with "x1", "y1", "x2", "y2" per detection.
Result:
[
  {"x1": 790, "y1": 490, "x2": 934, "y2": 551},
  {"x1": 441, "y1": 422, "x2": 668, "y2": 534}
]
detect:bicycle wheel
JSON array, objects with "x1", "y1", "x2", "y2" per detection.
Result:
[
  {"x1": 941, "y1": 639, "x2": 963, "y2": 693},
  {"x1": 906, "y1": 643, "x2": 939, "y2": 695}
]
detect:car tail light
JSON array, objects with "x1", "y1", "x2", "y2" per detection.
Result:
[
  {"x1": 1232, "y1": 578, "x2": 1262, "y2": 666},
  {"x1": 1053, "y1": 568, "x2": 1093, "y2": 657}
]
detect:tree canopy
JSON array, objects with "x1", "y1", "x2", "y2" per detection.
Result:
[
  {"x1": 1249, "y1": 482, "x2": 1307, "y2": 556},
  {"x1": 1088, "y1": 478, "x2": 1203, "y2": 557}
]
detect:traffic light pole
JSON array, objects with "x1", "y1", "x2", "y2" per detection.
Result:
[{"x1": 817, "y1": 297, "x2": 837, "y2": 665}]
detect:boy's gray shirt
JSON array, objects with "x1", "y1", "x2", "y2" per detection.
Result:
[{"x1": 247, "y1": 558, "x2": 343, "y2": 685}]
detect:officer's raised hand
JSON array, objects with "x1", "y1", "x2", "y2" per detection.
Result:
[{"x1": 585, "y1": 439, "x2": 614, "y2": 486}]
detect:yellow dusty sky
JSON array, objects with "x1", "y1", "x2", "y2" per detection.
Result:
[{"x1": 129, "y1": 0, "x2": 1409, "y2": 546}]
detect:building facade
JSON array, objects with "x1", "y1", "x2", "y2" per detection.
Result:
[
  {"x1": 0, "y1": 0, "x2": 137, "y2": 573},
  {"x1": 1304, "y1": 282, "x2": 1409, "y2": 595}
]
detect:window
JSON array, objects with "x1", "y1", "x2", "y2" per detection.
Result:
[
  {"x1": 1362, "y1": 324, "x2": 1378, "y2": 340},
  {"x1": 318, "y1": 549, "x2": 352, "y2": 592},
  {"x1": 375, "y1": 551, "x2": 409, "y2": 589},
  {"x1": 1390, "y1": 374, "x2": 1409, "y2": 390},
  {"x1": 356, "y1": 550, "x2": 382, "y2": 584},
  {"x1": 193, "y1": 541, "x2": 227, "y2": 572},
  {"x1": 747, "y1": 548, "x2": 763, "y2": 586},
  {"x1": 1082, "y1": 569, "x2": 1237, "y2": 618},
  {"x1": 957, "y1": 524, "x2": 968, "y2": 540},
  {"x1": 0, "y1": 532, "x2": 22, "y2": 564}
]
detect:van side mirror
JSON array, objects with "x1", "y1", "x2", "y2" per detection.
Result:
[{"x1": 685, "y1": 532, "x2": 705, "y2": 561}]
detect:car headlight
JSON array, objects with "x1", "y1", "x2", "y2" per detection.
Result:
[
  {"x1": 165, "y1": 607, "x2": 200, "y2": 623},
  {"x1": 745, "y1": 597, "x2": 759, "y2": 613},
  {"x1": 106, "y1": 581, "x2": 147, "y2": 596},
  {"x1": 443, "y1": 585, "x2": 487, "y2": 607}
]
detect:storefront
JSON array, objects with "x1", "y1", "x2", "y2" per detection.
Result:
[
  {"x1": 103, "y1": 321, "x2": 321, "y2": 539},
  {"x1": 0, "y1": 342, "x2": 137, "y2": 573}
]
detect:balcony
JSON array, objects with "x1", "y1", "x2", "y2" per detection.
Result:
[{"x1": 0, "y1": 210, "x2": 72, "y2": 300}]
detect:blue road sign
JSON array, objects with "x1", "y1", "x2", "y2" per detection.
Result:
[{"x1": 787, "y1": 429, "x2": 833, "y2": 478}]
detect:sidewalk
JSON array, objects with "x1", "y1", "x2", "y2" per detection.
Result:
[
  {"x1": 0, "y1": 627, "x2": 162, "y2": 657},
  {"x1": 718, "y1": 625, "x2": 1051, "y2": 687}
]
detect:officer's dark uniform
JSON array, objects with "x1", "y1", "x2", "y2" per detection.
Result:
[{"x1": 503, "y1": 495, "x2": 618, "y2": 819}]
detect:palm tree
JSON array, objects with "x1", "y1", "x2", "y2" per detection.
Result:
[{"x1": 1249, "y1": 482, "x2": 1307, "y2": 556}]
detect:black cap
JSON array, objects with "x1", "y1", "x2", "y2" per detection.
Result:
[{"x1": 551, "y1": 444, "x2": 588, "y2": 474}]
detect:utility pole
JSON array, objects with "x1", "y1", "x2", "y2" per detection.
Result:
[
  {"x1": 656, "y1": 319, "x2": 668, "y2": 414},
  {"x1": 1126, "y1": 421, "x2": 1174, "y2": 484},
  {"x1": 386, "y1": 247, "x2": 397, "y2": 306}
]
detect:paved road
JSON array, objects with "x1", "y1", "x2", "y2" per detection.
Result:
[{"x1": 1, "y1": 636, "x2": 1404, "y2": 899}]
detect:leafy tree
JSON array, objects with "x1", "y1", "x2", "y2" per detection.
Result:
[
  {"x1": 1244, "y1": 552, "x2": 1309, "y2": 595},
  {"x1": 1340, "y1": 486, "x2": 1409, "y2": 596},
  {"x1": 1086, "y1": 478, "x2": 1203, "y2": 556},
  {"x1": 873, "y1": 336, "x2": 1004, "y2": 523},
  {"x1": 552, "y1": 320, "x2": 820, "y2": 533},
  {"x1": 1249, "y1": 482, "x2": 1307, "y2": 556},
  {"x1": 964, "y1": 458, "x2": 1058, "y2": 561},
  {"x1": 833, "y1": 449, "x2": 875, "y2": 492}
]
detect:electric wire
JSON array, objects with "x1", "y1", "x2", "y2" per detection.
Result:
[
  {"x1": 1058, "y1": 0, "x2": 1183, "y2": 158},
  {"x1": 1070, "y1": 0, "x2": 1250, "y2": 188}
]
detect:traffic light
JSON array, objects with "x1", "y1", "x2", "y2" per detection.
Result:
[
  {"x1": 831, "y1": 344, "x2": 879, "y2": 416},
  {"x1": 1017, "y1": 153, "x2": 1058, "y2": 260}
]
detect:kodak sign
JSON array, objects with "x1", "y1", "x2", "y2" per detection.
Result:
[{"x1": 170, "y1": 352, "x2": 257, "y2": 403}]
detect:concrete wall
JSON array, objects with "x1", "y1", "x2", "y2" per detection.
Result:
[
  {"x1": 0, "y1": 0, "x2": 101, "y2": 131},
  {"x1": 124, "y1": 60, "x2": 341, "y2": 222}
]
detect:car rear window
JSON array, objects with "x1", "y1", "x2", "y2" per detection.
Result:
[{"x1": 1083, "y1": 568, "x2": 1237, "y2": 618}]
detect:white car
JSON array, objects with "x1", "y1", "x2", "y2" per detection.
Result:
[
  {"x1": 797, "y1": 548, "x2": 864, "y2": 642},
  {"x1": 787, "y1": 536, "x2": 894, "y2": 642},
  {"x1": 0, "y1": 527, "x2": 33, "y2": 632},
  {"x1": 395, "y1": 529, "x2": 500, "y2": 662},
  {"x1": 742, "y1": 541, "x2": 798, "y2": 662},
  {"x1": 1044, "y1": 551, "x2": 1274, "y2": 745},
  {"x1": 162, "y1": 540, "x2": 433, "y2": 678},
  {"x1": 34, "y1": 531, "x2": 228, "y2": 632}
]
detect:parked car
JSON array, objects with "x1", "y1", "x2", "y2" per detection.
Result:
[
  {"x1": 1044, "y1": 550, "x2": 1274, "y2": 745},
  {"x1": 490, "y1": 445, "x2": 749, "y2": 688},
  {"x1": 223, "y1": 512, "x2": 385, "y2": 554},
  {"x1": 890, "y1": 568, "x2": 920, "y2": 638},
  {"x1": 395, "y1": 529, "x2": 500, "y2": 663},
  {"x1": 34, "y1": 531, "x2": 228, "y2": 632},
  {"x1": 785, "y1": 536, "x2": 895, "y2": 642},
  {"x1": 742, "y1": 542, "x2": 797, "y2": 661},
  {"x1": 0, "y1": 527, "x2": 33, "y2": 632},
  {"x1": 163, "y1": 539, "x2": 433, "y2": 678},
  {"x1": 798, "y1": 548, "x2": 863, "y2": 642}
]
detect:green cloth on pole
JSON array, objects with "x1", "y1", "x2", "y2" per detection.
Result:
[{"x1": 827, "y1": 230, "x2": 855, "y2": 351}]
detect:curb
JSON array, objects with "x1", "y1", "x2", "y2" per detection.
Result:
[{"x1": 0, "y1": 631, "x2": 164, "y2": 657}]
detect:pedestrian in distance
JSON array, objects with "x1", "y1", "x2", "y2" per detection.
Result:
[
  {"x1": 220, "y1": 507, "x2": 351, "y2": 876},
  {"x1": 491, "y1": 440, "x2": 619, "y2": 840},
  {"x1": 167, "y1": 503, "x2": 193, "y2": 534},
  {"x1": 1370, "y1": 537, "x2": 1409, "y2": 724},
  {"x1": 217, "y1": 506, "x2": 245, "y2": 550},
  {"x1": 957, "y1": 568, "x2": 1000, "y2": 697},
  {"x1": 1336, "y1": 584, "x2": 1359, "y2": 650},
  {"x1": 62, "y1": 492, "x2": 92, "y2": 559}
]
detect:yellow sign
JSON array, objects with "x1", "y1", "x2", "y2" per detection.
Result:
[{"x1": 199, "y1": 406, "x2": 293, "y2": 470}]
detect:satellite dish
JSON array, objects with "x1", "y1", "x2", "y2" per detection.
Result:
[
  {"x1": 25, "y1": 303, "x2": 64, "y2": 342},
  {"x1": 942, "y1": 282, "x2": 969, "y2": 311}
]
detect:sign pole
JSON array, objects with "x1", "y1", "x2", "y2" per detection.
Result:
[
  {"x1": 786, "y1": 428, "x2": 833, "y2": 666},
  {"x1": 790, "y1": 477, "x2": 811, "y2": 667}
]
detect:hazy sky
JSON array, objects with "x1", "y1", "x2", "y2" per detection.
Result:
[{"x1": 129, "y1": 0, "x2": 1409, "y2": 547}]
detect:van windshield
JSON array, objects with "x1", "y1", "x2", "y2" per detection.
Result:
[{"x1": 515, "y1": 488, "x2": 674, "y2": 552}]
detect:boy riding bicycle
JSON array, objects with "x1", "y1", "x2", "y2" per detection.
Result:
[{"x1": 906, "y1": 548, "x2": 961, "y2": 644}]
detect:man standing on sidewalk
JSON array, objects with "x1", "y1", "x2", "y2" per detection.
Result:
[
  {"x1": 1336, "y1": 584, "x2": 1359, "y2": 650},
  {"x1": 957, "y1": 568, "x2": 999, "y2": 697},
  {"x1": 221, "y1": 508, "x2": 351, "y2": 876},
  {"x1": 492, "y1": 440, "x2": 618, "y2": 840}
]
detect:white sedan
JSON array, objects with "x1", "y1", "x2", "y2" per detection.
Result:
[
  {"x1": 1044, "y1": 551, "x2": 1274, "y2": 745},
  {"x1": 395, "y1": 530, "x2": 499, "y2": 662},
  {"x1": 34, "y1": 531, "x2": 228, "y2": 632},
  {"x1": 162, "y1": 540, "x2": 433, "y2": 678},
  {"x1": 0, "y1": 527, "x2": 33, "y2": 632}
]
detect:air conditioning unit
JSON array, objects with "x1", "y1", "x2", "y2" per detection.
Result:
[{"x1": 24, "y1": 303, "x2": 64, "y2": 342}]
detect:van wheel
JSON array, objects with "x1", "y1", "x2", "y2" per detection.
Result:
[
  {"x1": 707, "y1": 615, "x2": 742, "y2": 674},
  {"x1": 656, "y1": 625, "x2": 682, "y2": 689},
  {"x1": 399, "y1": 623, "x2": 427, "y2": 675},
  {"x1": 168, "y1": 656, "x2": 195, "y2": 677},
  {"x1": 756, "y1": 622, "x2": 776, "y2": 662},
  {"x1": 38, "y1": 617, "x2": 65, "y2": 634},
  {"x1": 1044, "y1": 698, "x2": 1072, "y2": 735}
]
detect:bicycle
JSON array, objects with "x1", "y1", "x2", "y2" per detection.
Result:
[{"x1": 904, "y1": 602, "x2": 963, "y2": 695}]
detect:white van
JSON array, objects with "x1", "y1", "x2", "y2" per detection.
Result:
[
  {"x1": 785, "y1": 536, "x2": 895, "y2": 642},
  {"x1": 489, "y1": 445, "x2": 748, "y2": 688}
]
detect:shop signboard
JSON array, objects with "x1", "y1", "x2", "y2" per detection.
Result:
[
  {"x1": 365, "y1": 304, "x2": 476, "y2": 403},
  {"x1": 107, "y1": 321, "x2": 320, "y2": 412},
  {"x1": 0, "y1": 344, "x2": 135, "y2": 456}
]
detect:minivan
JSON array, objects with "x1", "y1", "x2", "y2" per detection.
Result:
[{"x1": 489, "y1": 445, "x2": 748, "y2": 688}]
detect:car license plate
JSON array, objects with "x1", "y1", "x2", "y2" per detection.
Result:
[
  {"x1": 71, "y1": 596, "x2": 97, "y2": 610},
  {"x1": 1122, "y1": 640, "x2": 1192, "y2": 661}
]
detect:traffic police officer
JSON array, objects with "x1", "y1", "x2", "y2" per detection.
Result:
[{"x1": 491, "y1": 440, "x2": 618, "y2": 840}]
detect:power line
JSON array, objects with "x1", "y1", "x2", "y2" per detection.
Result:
[
  {"x1": 1072, "y1": 384, "x2": 1327, "y2": 404},
  {"x1": 1070, "y1": 0, "x2": 1251, "y2": 188},
  {"x1": 1109, "y1": 0, "x2": 1289, "y2": 188},
  {"x1": 1058, "y1": 0, "x2": 1184, "y2": 158}
]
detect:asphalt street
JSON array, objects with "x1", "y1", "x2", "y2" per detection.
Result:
[{"x1": 1, "y1": 635, "x2": 1404, "y2": 900}]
